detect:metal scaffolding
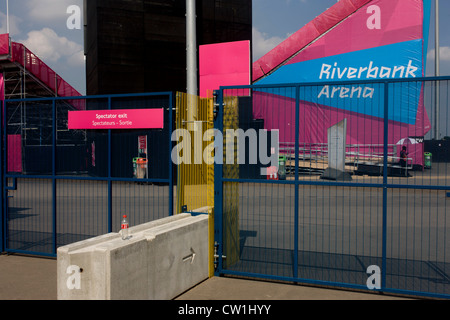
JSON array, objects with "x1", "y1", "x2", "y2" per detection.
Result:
[{"x1": 1, "y1": 35, "x2": 86, "y2": 173}]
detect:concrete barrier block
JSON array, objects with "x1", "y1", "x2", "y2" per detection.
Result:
[{"x1": 57, "y1": 213, "x2": 209, "y2": 300}]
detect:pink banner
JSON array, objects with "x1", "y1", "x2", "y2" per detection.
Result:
[
  {"x1": 1, "y1": 72, "x2": 4, "y2": 128},
  {"x1": 7, "y1": 135, "x2": 22, "y2": 173},
  {"x1": 0, "y1": 34, "x2": 9, "y2": 55},
  {"x1": 251, "y1": 0, "x2": 431, "y2": 167},
  {"x1": 252, "y1": 0, "x2": 372, "y2": 82},
  {"x1": 68, "y1": 109, "x2": 164, "y2": 130},
  {"x1": 200, "y1": 40, "x2": 250, "y2": 98},
  {"x1": 0, "y1": 72, "x2": 4, "y2": 101}
]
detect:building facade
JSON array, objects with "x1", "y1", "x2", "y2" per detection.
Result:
[{"x1": 85, "y1": 0, "x2": 252, "y2": 95}]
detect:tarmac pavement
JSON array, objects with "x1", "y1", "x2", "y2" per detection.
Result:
[{"x1": 0, "y1": 253, "x2": 413, "y2": 301}]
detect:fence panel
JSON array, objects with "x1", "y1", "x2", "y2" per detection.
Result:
[
  {"x1": 2, "y1": 92, "x2": 174, "y2": 257},
  {"x1": 215, "y1": 78, "x2": 450, "y2": 299}
]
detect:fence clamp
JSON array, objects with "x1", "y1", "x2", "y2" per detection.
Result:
[
  {"x1": 213, "y1": 91, "x2": 220, "y2": 120},
  {"x1": 213, "y1": 241, "x2": 227, "y2": 271}
]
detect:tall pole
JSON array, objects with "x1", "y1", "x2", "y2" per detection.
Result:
[
  {"x1": 435, "y1": 0, "x2": 440, "y2": 140},
  {"x1": 186, "y1": 0, "x2": 197, "y2": 96},
  {"x1": 186, "y1": 0, "x2": 198, "y2": 130},
  {"x1": 6, "y1": 0, "x2": 9, "y2": 34}
]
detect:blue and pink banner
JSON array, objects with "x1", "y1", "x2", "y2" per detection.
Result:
[{"x1": 252, "y1": 0, "x2": 432, "y2": 167}]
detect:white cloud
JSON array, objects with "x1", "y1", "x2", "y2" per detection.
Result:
[
  {"x1": 427, "y1": 46, "x2": 450, "y2": 76},
  {"x1": 252, "y1": 27, "x2": 289, "y2": 61},
  {"x1": 19, "y1": 28, "x2": 84, "y2": 67},
  {"x1": 0, "y1": 12, "x2": 22, "y2": 37},
  {"x1": 25, "y1": 0, "x2": 81, "y2": 24},
  {"x1": 427, "y1": 46, "x2": 450, "y2": 62}
]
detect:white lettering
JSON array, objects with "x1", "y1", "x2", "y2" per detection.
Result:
[
  {"x1": 380, "y1": 66, "x2": 391, "y2": 78},
  {"x1": 320, "y1": 63, "x2": 332, "y2": 80},
  {"x1": 66, "y1": 5, "x2": 82, "y2": 30},
  {"x1": 331, "y1": 62, "x2": 338, "y2": 79},
  {"x1": 171, "y1": 128, "x2": 279, "y2": 174},
  {"x1": 363, "y1": 87, "x2": 375, "y2": 98},
  {"x1": 339, "y1": 87, "x2": 350, "y2": 98},
  {"x1": 358, "y1": 67, "x2": 368, "y2": 79},
  {"x1": 222, "y1": 305, "x2": 271, "y2": 316},
  {"x1": 178, "y1": 304, "x2": 212, "y2": 318},
  {"x1": 331, "y1": 86, "x2": 341, "y2": 98},
  {"x1": 351, "y1": 86, "x2": 362, "y2": 98},
  {"x1": 392, "y1": 65, "x2": 405, "y2": 78},
  {"x1": 318, "y1": 85, "x2": 374, "y2": 99},
  {"x1": 367, "y1": 265, "x2": 382, "y2": 290},
  {"x1": 347, "y1": 67, "x2": 358, "y2": 79},
  {"x1": 319, "y1": 60, "x2": 418, "y2": 81},
  {"x1": 406, "y1": 60, "x2": 418, "y2": 78},
  {"x1": 367, "y1": 61, "x2": 379, "y2": 79},
  {"x1": 318, "y1": 85, "x2": 330, "y2": 98},
  {"x1": 337, "y1": 67, "x2": 348, "y2": 79},
  {"x1": 66, "y1": 265, "x2": 81, "y2": 290},
  {"x1": 367, "y1": 5, "x2": 382, "y2": 30},
  {"x1": 171, "y1": 129, "x2": 191, "y2": 165}
]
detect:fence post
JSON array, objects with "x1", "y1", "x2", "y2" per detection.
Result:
[
  {"x1": 168, "y1": 93, "x2": 174, "y2": 216},
  {"x1": 294, "y1": 85, "x2": 300, "y2": 279},
  {"x1": 107, "y1": 97, "x2": 112, "y2": 233},
  {"x1": 213, "y1": 89, "x2": 224, "y2": 275},
  {"x1": 52, "y1": 99, "x2": 57, "y2": 254},
  {"x1": 0, "y1": 99, "x2": 3, "y2": 253},
  {"x1": 382, "y1": 81, "x2": 389, "y2": 292}
]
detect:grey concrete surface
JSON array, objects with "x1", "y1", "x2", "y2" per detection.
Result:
[
  {"x1": 57, "y1": 214, "x2": 209, "y2": 300},
  {"x1": 0, "y1": 254, "x2": 412, "y2": 301}
]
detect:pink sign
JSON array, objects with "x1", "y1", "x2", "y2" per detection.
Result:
[
  {"x1": 0, "y1": 33, "x2": 9, "y2": 55},
  {"x1": 68, "y1": 109, "x2": 164, "y2": 130},
  {"x1": 200, "y1": 40, "x2": 250, "y2": 98}
]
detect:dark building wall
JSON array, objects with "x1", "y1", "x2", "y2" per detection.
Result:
[{"x1": 85, "y1": 0, "x2": 252, "y2": 95}]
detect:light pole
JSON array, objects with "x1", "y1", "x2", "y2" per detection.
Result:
[
  {"x1": 186, "y1": 0, "x2": 197, "y2": 97},
  {"x1": 435, "y1": 0, "x2": 440, "y2": 140},
  {"x1": 186, "y1": 0, "x2": 198, "y2": 130},
  {"x1": 6, "y1": 0, "x2": 9, "y2": 34}
]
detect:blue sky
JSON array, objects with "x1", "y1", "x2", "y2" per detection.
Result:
[
  {"x1": 0, "y1": 0, "x2": 84, "y2": 93},
  {"x1": 253, "y1": 0, "x2": 450, "y2": 76},
  {"x1": 0, "y1": 0, "x2": 449, "y2": 95}
]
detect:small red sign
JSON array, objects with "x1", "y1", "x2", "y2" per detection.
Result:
[
  {"x1": 68, "y1": 109, "x2": 164, "y2": 130},
  {"x1": 139, "y1": 136, "x2": 147, "y2": 150}
]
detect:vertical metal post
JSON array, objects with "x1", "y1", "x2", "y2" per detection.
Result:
[
  {"x1": 107, "y1": 97, "x2": 112, "y2": 233},
  {"x1": 294, "y1": 85, "x2": 300, "y2": 280},
  {"x1": 186, "y1": 0, "x2": 197, "y2": 97},
  {"x1": 435, "y1": 0, "x2": 440, "y2": 140},
  {"x1": 382, "y1": 82, "x2": 389, "y2": 292},
  {"x1": 168, "y1": 93, "x2": 174, "y2": 216},
  {"x1": 52, "y1": 99, "x2": 57, "y2": 254},
  {"x1": 186, "y1": 0, "x2": 198, "y2": 130},
  {"x1": 214, "y1": 89, "x2": 224, "y2": 275}
]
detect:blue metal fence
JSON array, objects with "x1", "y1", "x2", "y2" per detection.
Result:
[
  {"x1": 214, "y1": 77, "x2": 450, "y2": 299},
  {"x1": 1, "y1": 92, "x2": 174, "y2": 257}
]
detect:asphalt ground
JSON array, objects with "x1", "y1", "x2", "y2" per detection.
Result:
[{"x1": 1, "y1": 164, "x2": 448, "y2": 302}]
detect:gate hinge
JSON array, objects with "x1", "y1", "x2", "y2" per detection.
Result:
[
  {"x1": 213, "y1": 241, "x2": 227, "y2": 271},
  {"x1": 213, "y1": 91, "x2": 222, "y2": 120}
]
